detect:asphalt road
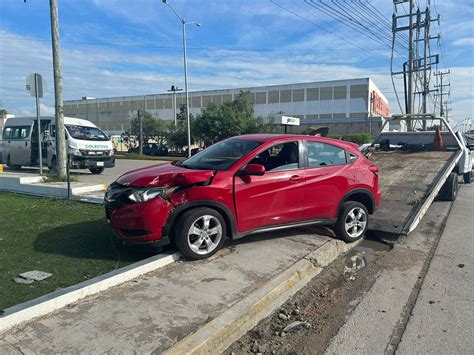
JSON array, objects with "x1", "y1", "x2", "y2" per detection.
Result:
[
  {"x1": 2, "y1": 159, "x2": 165, "y2": 186},
  {"x1": 397, "y1": 182, "x2": 474, "y2": 353}
]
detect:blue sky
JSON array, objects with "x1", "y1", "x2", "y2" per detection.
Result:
[{"x1": 0, "y1": 0, "x2": 472, "y2": 123}]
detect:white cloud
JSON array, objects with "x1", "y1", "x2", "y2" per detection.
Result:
[{"x1": 453, "y1": 37, "x2": 474, "y2": 47}]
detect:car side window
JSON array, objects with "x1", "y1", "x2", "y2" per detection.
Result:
[
  {"x1": 2, "y1": 127, "x2": 11, "y2": 139},
  {"x1": 249, "y1": 141, "x2": 300, "y2": 172},
  {"x1": 307, "y1": 141, "x2": 347, "y2": 167}
]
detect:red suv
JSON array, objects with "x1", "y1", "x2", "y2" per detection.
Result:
[{"x1": 105, "y1": 134, "x2": 380, "y2": 259}]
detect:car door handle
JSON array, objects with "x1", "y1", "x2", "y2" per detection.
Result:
[
  {"x1": 289, "y1": 175, "x2": 303, "y2": 183},
  {"x1": 25, "y1": 142, "x2": 28, "y2": 146}
]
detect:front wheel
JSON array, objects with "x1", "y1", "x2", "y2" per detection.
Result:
[
  {"x1": 464, "y1": 171, "x2": 472, "y2": 184},
  {"x1": 335, "y1": 201, "x2": 369, "y2": 243},
  {"x1": 89, "y1": 167, "x2": 105, "y2": 175},
  {"x1": 174, "y1": 208, "x2": 226, "y2": 260}
]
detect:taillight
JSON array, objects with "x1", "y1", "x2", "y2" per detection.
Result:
[{"x1": 369, "y1": 165, "x2": 379, "y2": 176}]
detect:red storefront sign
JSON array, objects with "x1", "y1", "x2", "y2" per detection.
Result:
[{"x1": 371, "y1": 91, "x2": 390, "y2": 117}]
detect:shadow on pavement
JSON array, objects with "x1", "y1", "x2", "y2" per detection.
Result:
[{"x1": 33, "y1": 219, "x2": 145, "y2": 262}]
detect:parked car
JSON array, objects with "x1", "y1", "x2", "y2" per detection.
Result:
[
  {"x1": 105, "y1": 134, "x2": 381, "y2": 259},
  {"x1": 128, "y1": 143, "x2": 168, "y2": 156}
]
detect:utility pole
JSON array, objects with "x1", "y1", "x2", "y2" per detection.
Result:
[
  {"x1": 422, "y1": 2, "x2": 429, "y2": 129},
  {"x1": 138, "y1": 109, "x2": 144, "y2": 155},
  {"x1": 167, "y1": 85, "x2": 183, "y2": 125},
  {"x1": 434, "y1": 70, "x2": 450, "y2": 130},
  {"x1": 407, "y1": 0, "x2": 414, "y2": 121},
  {"x1": 434, "y1": 70, "x2": 450, "y2": 117},
  {"x1": 49, "y1": 0, "x2": 67, "y2": 178}
]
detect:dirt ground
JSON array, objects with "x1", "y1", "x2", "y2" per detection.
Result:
[{"x1": 224, "y1": 238, "x2": 392, "y2": 355}]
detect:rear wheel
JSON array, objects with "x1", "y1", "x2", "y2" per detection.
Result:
[
  {"x1": 174, "y1": 207, "x2": 226, "y2": 260},
  {"x1": 463, "y1": 171, "x2": 472, "y2": 184},
  {"x1": 439, "y1": 172, "x2": 458, "y2": 201},
  {"x1": 335, "y1": 201, "x2": 369, "y2": 243},
  {"x1": 89, "y1": 167, "x2": 105, "y2": 175}
]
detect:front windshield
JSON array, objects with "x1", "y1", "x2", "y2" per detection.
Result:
[
  {"x1": 180, "y1": 138, "x2": 262, "y2": 171},
  {"x1": 65, "y1": 124, "x2": 109, "y2": 141}
]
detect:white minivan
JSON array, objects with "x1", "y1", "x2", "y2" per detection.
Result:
[{"x1": 0, "y1": 116, "x2": 115, "y2": 174}]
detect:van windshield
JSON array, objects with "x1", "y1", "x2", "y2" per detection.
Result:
[{"x1": 65, "y1": 125, "x2": 109, "y2": 141}]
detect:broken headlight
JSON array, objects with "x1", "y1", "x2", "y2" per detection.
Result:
[{"x1": 128, "y1": 186, "x2": 178, "y2": 203}]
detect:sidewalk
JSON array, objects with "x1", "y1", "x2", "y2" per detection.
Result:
[
  {"x1": 0, "y1": 228, "x2": 338, "y2": 354},
  {"x1": 397, "y1": 183, "x2": 474, "y2": 353}
]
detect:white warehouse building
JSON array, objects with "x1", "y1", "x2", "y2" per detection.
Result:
[{"x1": 63, "y1": 77, "x2": 390, "y2": 136}]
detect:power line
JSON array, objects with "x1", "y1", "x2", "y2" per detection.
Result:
[{"x1": 269, "y1": 0, "x2": 388, "y2": 56}]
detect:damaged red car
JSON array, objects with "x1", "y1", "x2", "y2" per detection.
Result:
[{"x1": 105, "y1": 134, "x2": 381, "y2": 259}]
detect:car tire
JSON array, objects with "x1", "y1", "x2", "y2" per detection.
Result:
[
  {"x1": 174, "y1": 207, "x2": 226, "y2": 260},
  {"x1": 438, "y1": 172, "x2": 458, "y2": 201},
  {"x1": 89, "y1": 167, "x2": 105, "y2": 175},
  {"x1": 463, "y1": 171, "x2": 472, "y2": 184},
  {"x1": 335, "y1": 201, "x2": 369, "y2": 243},
  {"x1": 7, "y1": 155, "x2": 21, "y2": 170}
]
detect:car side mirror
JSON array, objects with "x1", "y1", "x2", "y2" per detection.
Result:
[{"x1": 241, "y1": 164, "x2": 265, "y2": 176}]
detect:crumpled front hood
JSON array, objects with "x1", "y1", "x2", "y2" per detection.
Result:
[{"x1": 116, "y1": 163, "x2": 215, "y2": 187}]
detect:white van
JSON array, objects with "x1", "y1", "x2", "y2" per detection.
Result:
[{"x1": 0, "y1": 116, "x2": 115, "y2": 174}]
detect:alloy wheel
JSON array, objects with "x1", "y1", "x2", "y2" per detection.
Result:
[
  {"x1": 344, "y1": 207, "x2": 367, "y2": 239},
  {"x1": 187, "y1": 215, "x2": 223, "y2": 256}
]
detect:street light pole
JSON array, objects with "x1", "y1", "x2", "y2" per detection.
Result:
[
  {"x1": 162, "y1": 0, "x2": 200, "y2": 158},
  {"x1": 182, "y1": 20, "x2": 192, "y2": 157}
]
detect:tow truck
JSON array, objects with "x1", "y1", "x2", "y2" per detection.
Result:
[{"x1": 363, "y1": 114, "x2": 472, "y2": 237}]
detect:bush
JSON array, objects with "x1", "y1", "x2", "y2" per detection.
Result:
[{"x1": 329, "y1": 133, "x2": 372, "y2": 145}]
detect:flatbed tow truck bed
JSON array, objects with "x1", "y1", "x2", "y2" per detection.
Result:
[
  {"x1": 369, "y1": 150, "x2": 456, "y2": 235},
  {"x1": 364, "y1": 114, "x2": 468, "y2": 237}
]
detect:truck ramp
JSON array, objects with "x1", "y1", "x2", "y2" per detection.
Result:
[{"x1": 369, "y1": 150, "x2": 455, "y2": 235}]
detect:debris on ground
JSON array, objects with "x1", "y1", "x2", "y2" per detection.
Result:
[
  {"x1": 343, "y1": 252, "x2": 367, "y2": 281},
  {"x1": 14, "y1": 270, "x2": 52, "y2": 284},
  {"x1": 283, "y1": 321, "x2": 311, "y2": 333}
]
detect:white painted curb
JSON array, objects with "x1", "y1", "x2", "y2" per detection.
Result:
[
  {"x1": 0, "y1": 252, "x2": 181, "y2": 333},
  {"x1": 71, "y1": 184, "x2": 106, "y2": 195}
]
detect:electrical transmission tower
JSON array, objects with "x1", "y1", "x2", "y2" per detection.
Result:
[{"x1": 391, "y1": 0, "x2": 440, "y2": 129}]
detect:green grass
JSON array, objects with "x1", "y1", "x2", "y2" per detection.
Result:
[
  {"x1": 116, "y1": 153, "x2": 185, "y2": 162},
  {"x1": 0, "y1": 192, "x2": 146, "y2": 310}
]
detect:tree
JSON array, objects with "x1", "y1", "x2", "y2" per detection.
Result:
[
  {"x1": 130, "y1": 111, "x2": 166, "y2": 145},
  {"x1": 192, "y1": 91, "x2": 277, "y2": 146}
]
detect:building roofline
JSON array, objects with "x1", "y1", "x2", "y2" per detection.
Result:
[{"x1": 64, "y1": 77, "x2": 371, "y2": 104}]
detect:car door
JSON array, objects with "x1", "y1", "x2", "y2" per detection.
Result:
[
  {"x1": 303, "y1": 140, "x2": 352, "y2": 220},
  {"x1": 233, "y1": 140, "x2": 306, "y2": 232}
]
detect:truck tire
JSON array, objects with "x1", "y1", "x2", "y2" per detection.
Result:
[
  {"x1": 89, "y1": 167, "x2": 105, "y2": 175},
  {"x1": 439, "y1": 172, "x2": 458, "y2": 201},
  {"x1": 464, "y1": 171, "x2": 472, "y2": 184},
  {"x1": 335, "y1": 201, "x2": 369, "y2": 243},
  {"x1": 6, "y1": 155, "x2": 21, "y2": 170},
  {"x1": 174, "y1": 207, "x2": 226, "y2": 260}
]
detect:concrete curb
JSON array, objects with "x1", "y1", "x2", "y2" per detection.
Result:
[
  {"x1": 0, "y1": 252, "x2": 181, "y2": 333},
  {"x1": 164, "y1": 239, "x2": 358, "y2": 355},
  {"x1": 71, "y1": 184, "x2": 106, "y2": 195},
  {"x1": 0, "y1": 175, "x2": 105, "y2": 202}
]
